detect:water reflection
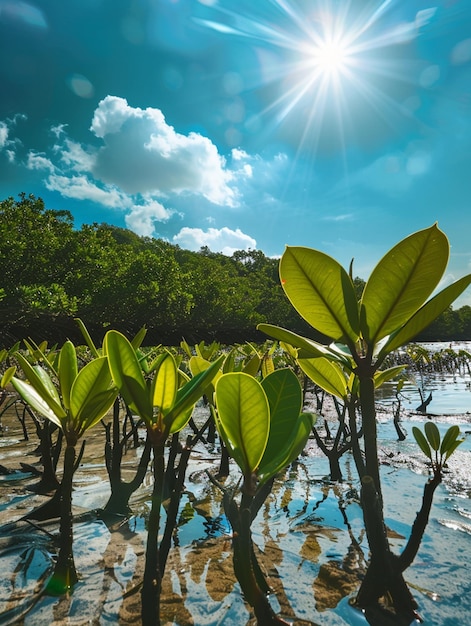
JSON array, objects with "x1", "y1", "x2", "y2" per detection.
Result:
[{"x1": 1, "y1": 405, "x2": 471, "y2": 624}]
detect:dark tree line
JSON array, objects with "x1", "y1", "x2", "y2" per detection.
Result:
[{"x1": 1, "y1": 194, "x2": 470, "y2": 347}]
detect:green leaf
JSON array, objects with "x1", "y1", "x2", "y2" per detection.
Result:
[
  {"x1": 11, "y1": 377, "x2": 63, "y2": 428},
  {"x1": 262, "y1": 369, "x2": 303, "y2": 446},
  {"x1": 58, "y1": 341, "x2": 77, "y2": 410},
  {"x1": 258, "y1": 412, "x2": 313, "y2": 485},
  {"x1": 189, "y1": 355, "x2": 222, "y2": 399},
  {"x1": 257, "y1": 369, "x2": 305, "y2": 482},
  {"x1": 360, "y1": 225, "x2": 448, "y2": 346},
  {"x1": 412, "y1": 426, "x2": 432, "y2": 460},
  {"x1": 75, "y1": 318, "x2": 100, "y2": 357},
  {"x1": 164, "y1": 354, "x2": 224, "y2": 428},
  {"x1": 374, "y1": 365, "x2": 407, "y2": 388},
  {"x1": 443, "y1": 438, "x2": 463, "y2": 461},
  {"x1": 440, "y1": 425, "x2": 461, "y2": 456},
  {"x1": 242, "y1": 353, "x2": 261, "y2": 377},
  {"x1": 280, "y1": 247, "x2": 360, "y2": 343},
  {"x1": 257, "y1": 324, "x2": 351, "y2": 365},
  {"x1": 1, "y1": 366, "x2": 16, "y2": 388},
  {"x1": 169, "y1": 403, "x2": 194, "y2": 434},
  {"x1": 105, "y1": 330, "x2": 152, "y2": 421},
  {"x1": 298, "y1": 357, "x2": 348, "y2": 399},
  {"x1": 14, "y1": 353, "x2": 66, "y2": 419},
  {"x1": 424, "y1": 422, "x2": 441, "y2": 451},
  {"x1": 215, "y1": 372, "x2": 270, "y2": 475},
  {"x1": 152, "y1": 352, "x2": 178, "y2": 414},
  {"x1": 223, "y1": 349, "x2": 236, "y2": 374},
  {"x1": 131, "y1": 326, "x2": 147, "y2": 351},
  {"x1": 70, "y1": 356, "x2": 117, "y2": 432},
  {"x1": 378, "y1": 275, "x2": 471, "y2": 360}
]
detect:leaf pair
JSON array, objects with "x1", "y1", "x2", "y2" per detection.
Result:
[
  {"x1": 12, "y1": 341, "x2": 117, "y2": 441},
  {"x1": 274, "y1": 225, "x2": 471, "y2": 358},
  {"x1": 214, "y1": 369, "x2": 314, "y2": 487}
]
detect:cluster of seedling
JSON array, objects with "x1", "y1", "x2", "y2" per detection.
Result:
[{"x1": 1, "y1": 224, "x2": 469, "y2": 626}]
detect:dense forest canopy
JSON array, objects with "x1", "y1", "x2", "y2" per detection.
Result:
[{"x1": 1, "y1": 194, "x2": 470, "y2": 347}]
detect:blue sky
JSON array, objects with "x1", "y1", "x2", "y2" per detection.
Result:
[{"x1": 1, "y1": 0, "x2": 471, "y2": 304}]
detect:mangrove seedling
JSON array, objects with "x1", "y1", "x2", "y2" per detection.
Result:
[
  {"x1": 214, "y1": 368, "x2": 314, "y2": 625},
  {"x1": 258, "y1": 224, "x2": 471, "y2": 622},
  {"x1": 104, "y1": 329, "x2": 224, "y2": 626},
  {"x1": 11, "y1": 340, "x2": 118, "y2": 594}
]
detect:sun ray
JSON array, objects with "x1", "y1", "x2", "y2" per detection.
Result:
[{"x1": 200, "y1": 0, "x2": 419, "y2": 157}]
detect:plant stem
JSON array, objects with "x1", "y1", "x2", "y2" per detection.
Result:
[
  {"x1": 46, "y1": 444, "x2": 78, "y2": 595},
  {"x1": 398, "y1": 471, "x2": 442, "y2": 571},
  {"x1": 141, "y1": 437, "x2": 165, "y2": 626},
  {"x1": 228, "y1": 491, "x2": 290, "y2": 625}
]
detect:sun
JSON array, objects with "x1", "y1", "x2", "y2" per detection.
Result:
[
  {"x1": 199, "y1": 0, "x2": 416, "y2": 151},
  {"x1": 309, "y1": 39, "x2": 351, "y2": 77}
]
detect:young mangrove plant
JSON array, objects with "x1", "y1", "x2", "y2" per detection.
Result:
[
  {"x1": 214, "y1": 368, "x2": 314, "y2": 625},
  {"x1": 104, "y1": 329, "x2": 224, "y2": 626},
  {"x1": 397, "y1": 423, "x2": 463, "y2": 572},
  {"x1": 258, "y1": 224, "x2": 471, "y2": 623},
  {"x1": 10, "y1": 340, "x2": 118, "y2": 594},
  {"x1": 75, "y1": 319, "x2": 153, "y2": 518}
]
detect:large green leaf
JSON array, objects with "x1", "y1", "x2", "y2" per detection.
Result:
[
  {"x1": 58, "y1": 341, "x2": 77, "y2": 410},
  {"x1": 152, "y1": 352, "x2": 178, "y2": 415},
  {"x1": 257, "y1": 323, "x2": 351, "y2": 365},
  {"x1": 262, "y1": 369, "x2": 302, "y2": 447},
  {"x1": 377, "y1": 275, "x2": 471, "y2": 360},
  {"x1": 70, "y1": 356, "x2": 117, "y2": 432},
  {"x1": 360, "y1": 225, "x2": 448, "y2": 347},
  {"x1": 280, "y1": 247, "x2": 360, "y2": 343},
  {"x1": 11, "y1": 377, "x2": 63, "y2": 428},
  {"x1": 257, "y1": 369, "x2": 304, "y2": 482},
  {"x1": 105, "y1": 330, "x2": 152, "y2": 421},
  {"x1": 298, "y1": 357, "x2": 348, "y2": 399},
  {"x1": 258, "y1": 412, "x2": 313, "y2": 485},
  {"x1": 215, "y1": 372, "x2": 270, "y2": 476}
]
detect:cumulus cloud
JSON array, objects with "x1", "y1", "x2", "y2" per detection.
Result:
[
  {"x1": 45, "y1": 174, "x2": 129, "y2": 209},
  {"x1": 13, "y1": 95, "x2": 258, "y2": 239},
  {"x1": 88, "y1": 96, "x2": 237, "y2": 206},
  {"x1": 125, "y1": 199, "x2": 175, "y2": 236},
  {"x1": 173, "y1": 226, "x2": 256, "y2": 255}
]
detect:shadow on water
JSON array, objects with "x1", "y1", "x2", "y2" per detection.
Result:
[{"x1": 1, "y1": 403, "x2": 471, "y2": 625}]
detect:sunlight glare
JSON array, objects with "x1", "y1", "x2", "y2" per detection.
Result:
[{"x1": 309, "y1": 38, "x2": 351, "y2": 77}]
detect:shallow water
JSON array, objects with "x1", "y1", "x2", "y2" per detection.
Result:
[{"x1": 1, "y1": 392, "x2": 471, "y2": 625}]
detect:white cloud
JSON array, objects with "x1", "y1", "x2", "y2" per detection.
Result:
[
  {"x1": 125, "y1": 199, "x2": 174, "y2": 236},
  {"x1": 173, "y1": 226, "x2": 256, "y2": 255},
  {"x1": 26, "y1": 151, "x2": 55, "y2": 172},
  {"x1": 58, "y1": 139, "x2": 96, "y2": 171},
  {"x1": 0, "y1": 122, "x2": 8, "y2": 150},
  {"x1": 88, "y1": 95, "x2": 238, "y2": 206},
  {"x1": 45, "y1": 174, "x2": 129, "y2": 209}
]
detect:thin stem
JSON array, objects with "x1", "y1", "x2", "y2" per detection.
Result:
[
  {"x1": 141, "y1": 437, "x2": 165, "y2": 626},
  {"x1": 46, "y1": 444, "x2": 78, "y2": 595}
]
